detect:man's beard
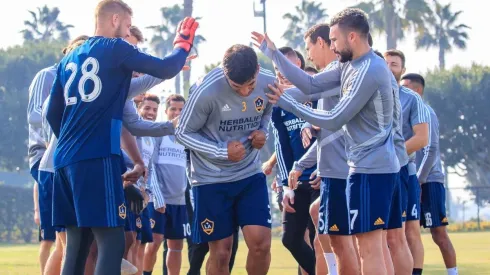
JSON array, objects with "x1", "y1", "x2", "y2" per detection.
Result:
[{"x1": 337, "y1": 48, "x2": 353, "y2": 63}]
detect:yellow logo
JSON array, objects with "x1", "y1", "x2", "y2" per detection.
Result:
[
  {"x1": 254, "y1": 96, "x2": 265, "y2": 112},
  {"x1": 241, "y1": 101, "x2": 247, "y2": 112},
  {"x1": 40, "y1": 229, "x2": 44, "y2": 240},
  {"x1": 150, "y1": 219, "x2": 155, "y2": 229},
  {"x1": 402, "y1": 211, "x2": 407, "y2": 218},
  {"x1": 329, "y1": 224, "x2": 339, "y2": 232},
  {"x1": 374, "y1": 217, "x2": 385, "y2": 226},
  {"x1": 442, "y1": 217, "x2": 448, "y2": 223},
  {"x1": 119, "y1": 204, "x2": 127, "y2": 219},
  {"x1": 201, "y1": 218, "x2": 215, "y2": 235},
  {"x1": 136, "y1": 217, "x2": 142, "y2": 229}
]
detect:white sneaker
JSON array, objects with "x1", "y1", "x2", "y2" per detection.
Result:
[{"x1": 121, "y1": 258, "x2": 138, "y2": 275}]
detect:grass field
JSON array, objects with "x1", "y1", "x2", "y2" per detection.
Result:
[{"x1": 1, "y1": 232, "x2": 489, "y2": 275}]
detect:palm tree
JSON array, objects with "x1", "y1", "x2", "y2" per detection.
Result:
[
  {"x1": 20, "y1": 5, "x2": 73, "y2": 43},
  {"x1": 147, "y1": 4, "x2": 205, "y2": 96},
  {"x1": 282, "y1": 0, "x2": 328, "y2": 50},
  {"x1": 415, "y1": 2, "x2": 470, "y2": 70},
  {"x1": 353, "y1": 0, "x2": 432, "y2": 49}
]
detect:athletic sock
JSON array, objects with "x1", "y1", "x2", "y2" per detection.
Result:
[
  {"x1": 447, "y1": 267, "x2": 458, "y2": 275},
  {"x1": 324, "y1": 253, "x2": 338, "y2": 275},
  {"x1": 413, "y1": 268, "x2": 423, "y2": 275},
  {"x1": 143, "y1": 271, "x2": 152, "y2": 275}
]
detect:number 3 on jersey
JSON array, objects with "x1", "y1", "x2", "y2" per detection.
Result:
[{"x1": 64, "y1": 57, "x2": 102, "y2": 105}]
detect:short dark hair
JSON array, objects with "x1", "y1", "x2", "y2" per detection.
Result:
[
  {"x1": 368, "y1": 33, "x2": 373, "y2": 46},
  {"x1": 278, "y1": 46, "x2": 297, "y2": 57},
  {"x1": 373, "y1": 50, "x2": 384, "y2": 59},
  {"x1": 304, "y1": 24, "x2": 331, "y2": 46},
  {"x1": 165, "y1": 94, "x2": 185, "y2": 109},
  {"x1": 62, "y1": 35, "x2": 89, "y2": 55},
  {"x1": 130, "y1": 26, "x2": 144, "y2": 43},
  {"x1": 384, "y1": 49, "x2": 406, "y2": 68},
  {"x1": 304, "y1": 66, "x2": 318, "y2": 74},
  {"x1": 294, "y1": 50, "x2": 306, "y2": 70},
  {"x1": 401, "y1": 73, "x2": 425, "y2": 87},
  {"x1": 141, "y1": 94, "x2": 160, "y2": 106},
  {"x1": 222, "y1": 44, "x2": 258, "y2": 84},
  {"x1": 330, "y1": 8, "x2": 370, "y2": 37}
]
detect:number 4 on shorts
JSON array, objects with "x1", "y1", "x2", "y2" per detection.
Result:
[{"x1": 411, "y1": 204, "x2": 418, "y2": 219}]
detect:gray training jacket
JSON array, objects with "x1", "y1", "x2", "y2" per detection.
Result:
[
  {"x1": 416, "y1": 104, "x2": 444, "y2": 184},
  {"x1": 261, "y1": 42, "x2": 399, "y2": 174},
  {"x1": 175, "y1": 66, "x2": 275, "y2": 185}
]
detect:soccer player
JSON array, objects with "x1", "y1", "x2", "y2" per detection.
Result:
[
  {"x1": 289, "y1": 23, "x2": 345, "y2": 275},
  {"x1": 385, "y1": 51, "x2": 429, "y2": 275},
  {"x1": 270, "y1": 46, "x2": 318, "y2": 275},
  {"x1": 255, "y1": 8, "x2": 402, "y2": 275},
  {"x1": 45, "y1": 1, "x2": 197, "y2": 274},
  {"x1": 143, "y1": 94, "x2": 189, "y2": 275},
  {"x1": 176, "y1": 44, "x2": 274, "y2": 275},
  {"x1": 402, "y1": 73, "x2": 458, "y2": 275}
]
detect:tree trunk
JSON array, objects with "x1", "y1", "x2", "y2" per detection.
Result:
[
  {"x1": 174, "y1": 73, "x2": 181, "y2": 95},
  {"x1": 439, "y1": 47, "x2": 445, "y2": 70},
  {"x1": 384, "y1": 0, "x2": 397, "y2": 50},
  {"x1": 182, "y1": 0, "x2": 193, "y2": 98}
]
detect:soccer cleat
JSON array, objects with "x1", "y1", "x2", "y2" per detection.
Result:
[
  {"x1": 121, "y1": 258, "x2": 138, "y2": 275},
  {"x1": 173, "y1": 17, "x2": 199, "y2": 52}
]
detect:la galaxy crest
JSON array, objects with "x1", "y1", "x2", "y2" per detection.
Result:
[
  {"x1": 201, "y1": 218, "x2": 214, "y2": 235},
  {"x1": 254, "y1": 96, "x2": 265, "y2": 113},
  {"x1": 119, "y1": 203, "x2": 126, "y2": 219},
  {"x1": 304, "y1": 101, "x2": 313, "y2": 108},
  {"x1": 150, "y1": 218, "x2": 155, "y2": 229},
  {"x1": 136, "y1": 217, "x2": 142, "y2": 229}
]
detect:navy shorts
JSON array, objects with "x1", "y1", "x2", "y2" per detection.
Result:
[
  {"x1": 319, "y1": 177, "x2": 349, "y2": 235},
  {"x1": 124, "y1": 203, "x2": 136, "y2": 232},
  {"x1": 421, "y1": 182, "x2": 448, "y2": 228},
  {"x1": 406, "y1": 175, "x2": 421, "y2": 221},
  {"x1": 151, "y1": 203, "x2": 190, "y2": 240},
  {"x1": 399, "y1": 165, "x2": 410, "y2": 222},
  {"x1": 192, "y1": 173, "x2": 271, "y2": 243},
  {"x1": 346, "y1": 172, "x2": 401, "y2": 235},
  {"x1": 53, "y1": 156, "x2": 126, "y2": 228},
  {"x1": 136, "y1": 206, "x2": 153, "y2": 243},
  {"x1": 38, "y1": 171, "x2": 61, "y2": 241}
]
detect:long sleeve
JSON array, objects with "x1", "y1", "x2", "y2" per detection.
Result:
[
  {"x1": 260, "y1": 41, "x2": 341, "y2": 95},
  {"x1": 277, "y1": 62, "x2": 377, "y2": 131},
  {"x1": 294, "y1": 140, "x2": 318, "y2": 172},
  {"x1": 271, "y1": 107, "x2": 294, "y2": 186},
  {"x1": 126, "y1": 75, "x2": 164, "y2": 100},
  {"x1": 28, "y1": 69, "x2": 55, "y2": 127},
  {"x1": 417, "y1": 111, "x2": 438, "y2": 183},
  {"x1": 175, "y1": 87, "x2": 229, "y2": 160},
  {"x1": 284, "y1": 86, "x2": 340, "y2": 102},
  {"x1": 46, "y1": 73, "x2": 65, "y2": 138},
  {"x1": 149, "y1": 162, "x2": 166, "y2": 210},
  {"x1": 122, "y1": 101, "x2": 174, "y2": 137},
  {"x1": 116, "y1": 40, "x2": 188, "y2": 81}
]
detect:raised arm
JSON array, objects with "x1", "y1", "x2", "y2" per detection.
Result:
[
  {"x1": 175, "y1": 77, "x2": 228, "y2": 160},
  {"x1": 122, "y1": 100, "x2": 174, "y2": 137},
  {"x1": 274, "y1": 61, "x2": 377, "y2": 131},
  {"x1": 285, "y1": 86, "x2": 340, "y2": 103}
]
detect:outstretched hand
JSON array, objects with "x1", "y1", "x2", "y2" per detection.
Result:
[{"x1": 251, "y1": 31, "x2": 276, "y2": 51}]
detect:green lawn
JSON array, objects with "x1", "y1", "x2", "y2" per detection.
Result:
[{"x1": 1, "y1": 232, "x2": 489, "y2": 274}]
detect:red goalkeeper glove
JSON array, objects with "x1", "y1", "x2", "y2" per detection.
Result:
[{"x1": 173, "y1": 17, "x2": 199, "y2": 52}]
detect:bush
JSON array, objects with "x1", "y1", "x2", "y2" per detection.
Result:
[{"x1": 0, "y1": 184, "x2": 37, "y2": 243}]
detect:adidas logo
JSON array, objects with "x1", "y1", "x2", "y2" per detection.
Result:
[
  {"x1": 374, "y1": 217, "x2": 385, "y2": 226},
  {"x1": 222, "y1": 104, "x2": 231, "y2": 112},
  {"x1": 442, "y1": 217, "x2": 448, "y2": 223},
  {"x1": 329, "y1": 224, "x2": 339, "y2": 232},
  {"x1": 402, "y1": 211, "x2": 407, "y2": 217}
]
